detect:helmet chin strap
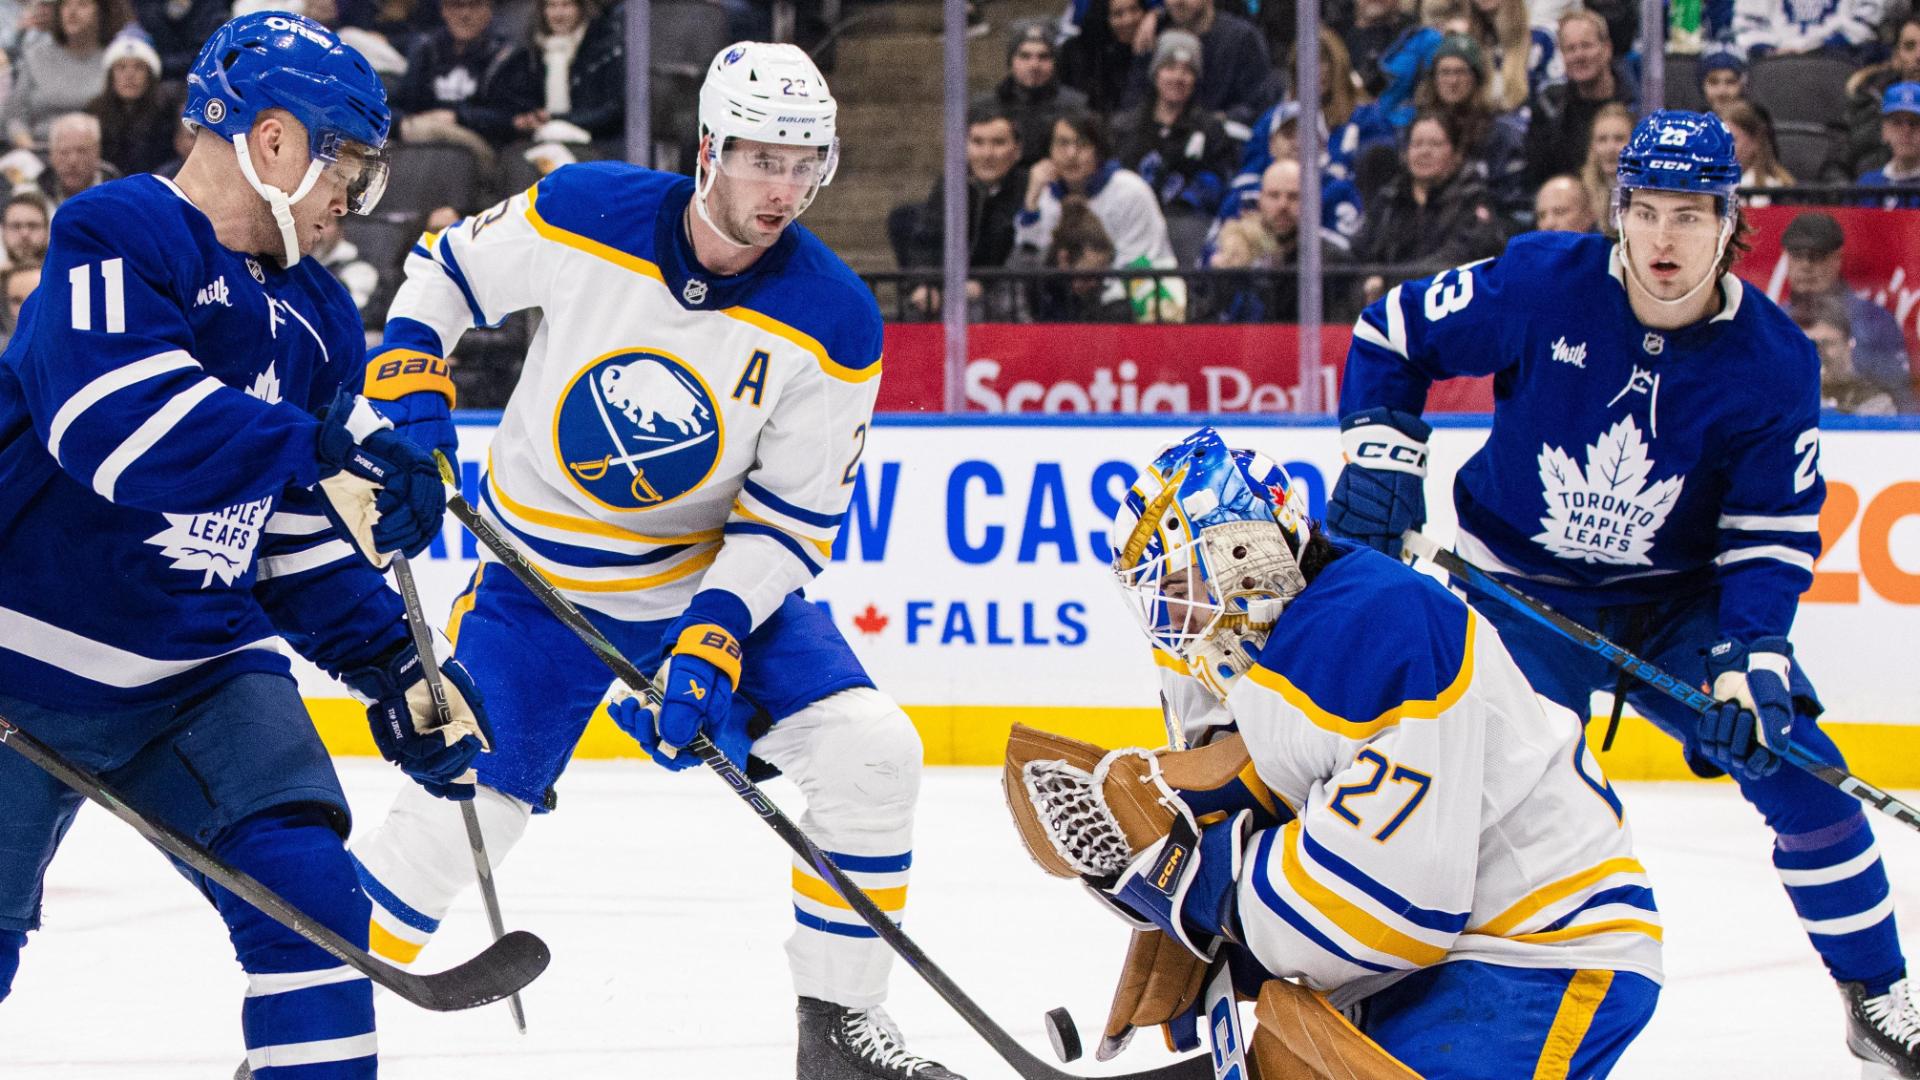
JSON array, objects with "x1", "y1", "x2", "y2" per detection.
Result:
[
  {"x1": 691, "y1": 155, "x2": 758, "y2": 251},
  {"x1": 1618, "y1": 215, "x2": 1734, "y2": 312},
  {"x1": 233, "y1": 132, "x2": 325, "y2": 267}
]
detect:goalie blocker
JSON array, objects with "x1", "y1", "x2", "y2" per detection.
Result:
[{"x1": 999, "y1": 427, "x2": 1665, "y2": 1080}]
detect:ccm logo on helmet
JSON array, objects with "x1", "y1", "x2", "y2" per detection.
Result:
[
  {"x1": 1647, "y1": 159, "x2": 1693, "y2": 170},
  {"x1": 1353, "y1": 440, "x2": 1427, "y2": 469}
]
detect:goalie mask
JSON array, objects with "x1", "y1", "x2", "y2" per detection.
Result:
[{"x1": 1111, "y1": 428, "x2": 1312, "y2": 702}]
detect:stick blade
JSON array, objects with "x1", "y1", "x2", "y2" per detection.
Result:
[{"x1": 404, "y1": 929, "x2": 551, "y2": 1011}]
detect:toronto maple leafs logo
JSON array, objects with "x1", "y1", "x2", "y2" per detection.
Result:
[
  {"x1": 1533, "y1": 415, "x2": 1685, "y2": 566},
  {"x1": 144, "y1": 363, "x2": 281, "y2": 585}
]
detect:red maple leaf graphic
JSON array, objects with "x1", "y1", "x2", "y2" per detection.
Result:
[{"x1": 852, "y1": 603, "x2": 889, "y2": 636}]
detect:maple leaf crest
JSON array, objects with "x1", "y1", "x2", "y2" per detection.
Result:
[
  {"x1": 247, "y1": 362, "x2": 281, "y2": 404},
  {"x1": 852, "y1": 604, "x2": 889, "y2": 636},
  {"x1": 1532, "y1": 414, "x2": 1685, "y2": 566},
  {"x1": 145, "y1": 495, "x2": 274, "y2": 587}
]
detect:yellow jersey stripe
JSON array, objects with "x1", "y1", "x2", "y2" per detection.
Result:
[
  {"x1": 367, "y1": 921, "x2": 425, "y2": 965},
  {"x1": 790, "y1": 868, "x2": 908, "y2": 913},
  {"x1": 488, "y1": 464, "x2": 723, "y2": 545},
  {"x1": 1532, "y1": 969, "x2": 1615, "y2": 1080},
  {"x1": 1238, "y1": 758, "x2": 1281, "y2": 818},
  {"x1": 1245, "y1": 613, "x2": 1478, "y2": 738},
  {"x1": 524, "y1": 187, "x2": 667, "y2": 283},
  {"x1": 445, "y1": 563, "x2": 486, "y2": 645},
  {"x1": 532, "y1": 547, "x2": 719, "y2": 593},
  {"x1": 723, "y1": 305, "x2": 882, "y2": 385},
  {"x1": 1279, "y1": 821, "x2": 1449, "y2": 967},
  {"x1": 1152, "y1": 648, "x2": 1190, "y2": 675},
  {"x1": 733, "y1": 501, "x2": 835, "y2": 558},
  {"x1": 1471, "y1": 857, "x2": 1648, "y2": 938},
  {"x1": 1509, "y1": 918, "x2": 1665, "y2": 947}
]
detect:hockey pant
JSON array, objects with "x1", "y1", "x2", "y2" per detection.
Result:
[
  {"x1": 0, "y1": 676, "x2": 376, "y2": 1077},
  {"x1": 351, "y1": 568, "x2": 922, "y2": 1008},
  {"x1": 1461, "y1": 576, "x2": 1907, "y2": 994}
]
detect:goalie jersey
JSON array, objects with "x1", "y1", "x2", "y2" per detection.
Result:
[
  {"x1": 385, "y1": 162, "x2": 882, "y2": 626},
  {"x1": 1341, "y1": 230, "x2": 1824, "y2": 644},
  {"x1": 1209, "y1": 546, "x2": 1663, "y2": 1007},
  {"x1": 0, "y1": 175, "x2": 402, "y2": 710}
]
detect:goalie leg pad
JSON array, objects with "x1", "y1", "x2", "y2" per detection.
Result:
[{"x1": 1249, "y1": 978, "x2": 1418, "y2": 1080}]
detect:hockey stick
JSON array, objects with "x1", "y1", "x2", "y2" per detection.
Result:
[
  {"x1": 0, "y1": 709, "x2": 550, "y2": 1010},
  {"x1": 439, "y1": 471, "x2": 1215, "y2": 1080},
  {"x1": 391, "y1": 552, "x2": 528, "y2": 1032},
  {"x1": 1400, "y1": 529, "x2": 1920, "y2": 835}
]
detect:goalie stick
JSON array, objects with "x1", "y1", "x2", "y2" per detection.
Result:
[
  {"x1": 391, "y1": 551, "x2": 528, "y2": 1031},
  {"x1": 0, "y1": 709, "x2": 550, "y2": 1011},
  {"x1": 1401, "y1": 529, "x2": 1920, "y2": 836},
  {"x1": 439, "y1": 463, "x2": 1216, "y2": 1080}
]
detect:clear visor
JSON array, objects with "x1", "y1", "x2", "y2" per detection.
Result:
[
  {"x1": 712, "y1": 137, "x2": 834, "y2": 194},
  {"x1": 318, "y1": 132, "x2": 389, "y2": 216}
]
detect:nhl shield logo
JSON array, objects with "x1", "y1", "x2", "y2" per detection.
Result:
[
  {"x1": 682, "y1": 278, "x2": 709, "y2": 306},
  {"x1": 1642, "y1": 333, "x2": 1665, "y2": 356},
  {"x1": 246, "y1": 258, "x2": 266, "y2": 284},
  {"x1": 554, "y1": 349, "x2": 724, "y2": 511}
]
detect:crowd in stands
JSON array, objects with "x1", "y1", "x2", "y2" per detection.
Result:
[{"x1": 885, "y1": 0, "x2": 1920, "y2": 410}]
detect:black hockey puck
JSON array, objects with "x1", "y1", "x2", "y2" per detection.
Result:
[{"x1": 1045, "y1": 1006, "x2": 1082, "y2": 1063}]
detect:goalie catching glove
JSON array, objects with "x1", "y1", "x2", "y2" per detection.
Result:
[{"x1": 342, "y1": 631, "x2": 492, "y2": 799}]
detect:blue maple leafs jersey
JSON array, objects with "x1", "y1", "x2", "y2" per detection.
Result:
[
  {"x1": 0, "y1": 174, "x2": 406, "y2": 710},
  {"x1": 1341, "y1": 231, "x2": 1824, "y2": 643}
]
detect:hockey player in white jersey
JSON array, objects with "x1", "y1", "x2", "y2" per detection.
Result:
[
  {"x1": 1006, "y1": 428, "x2": 1661, "y2": 1077},
  {"x1": 347, "y1": 42, "x2": 964, "y2": 1079}
]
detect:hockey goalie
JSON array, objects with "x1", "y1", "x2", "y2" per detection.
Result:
[{"x1": 1004, "y1": 427, "x2": 1664, "y2": 1079}]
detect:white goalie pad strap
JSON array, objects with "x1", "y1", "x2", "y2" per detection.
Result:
[{"x1": 1340, "y1": 421, "x2": 1428, "y2": 477}]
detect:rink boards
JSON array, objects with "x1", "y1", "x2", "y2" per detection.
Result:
[{"x1": 293, "y1": 415, "x2": 1920, "y2": 783}]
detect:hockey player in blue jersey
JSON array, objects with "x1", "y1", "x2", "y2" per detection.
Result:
[
  {"x1": 344, "y1": 41, "x2": 963, "y2": 1080},
  {"x1": 1327, "y1": 109, "x2": 1920, "y2": 1077},
  {"x1": 0, "y1": 14, "x2": 492, "y2": 1078}
]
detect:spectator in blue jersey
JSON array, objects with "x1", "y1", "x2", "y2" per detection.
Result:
[
  {"x1": 394, "y1": 0, "x2": 541, "y2": 150},
  {"x1": 0, "y1": 14, "x2": 492, "y2": 1077},
  {"x1": 1329, "y1": 110, "x2": 1920, "y2": 1076},
  {"x1": 1221, "y1": 34, "x2": 1380, "y2": 235},
  {"x1": 1335, "y1": 0, "x2": 1415, "y2": 97},
  {"x1": 1201, "y1": 157, "x2": 1353, "y2": 321},
  {"x1": 1699, "y1": 50, "x2": 1748, "y2": 116},
  {"x1": 1782, "y1": 211, "x2": 1915, "y2": 410},
  {"x1": 978, "y1": 19, "x2": 1089, "y2": 170},
  {"x1": 1795, "y1": 295, "x2": 1898, "y2": 415},
  {"x1": 1412, "y1": 33, "x2": 1528, "y2": 212},
  {"x1": 1523, "y1": 8, "x2": 1638, "y2": 189},
  {"x1": 1827, "y1": 16, "x2": 1920, "y2": 181},
  {"x1": 1859, "y1": 82, "x2": 1920, "y2": 208},
  {"x1": 1734, "y1": 0, "x2": 1883, "y2": 59},
  {"x1": 1131, "y1": 0, "x2": 1275, "y2": 126}
]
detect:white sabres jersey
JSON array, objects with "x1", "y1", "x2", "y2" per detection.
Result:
[
  {"x1": 1175, "y1": 546, "x2": 1663, "y2": 1007},
  {"x1": 383, "y1": 163, "x2": 883, "y2": 625}
]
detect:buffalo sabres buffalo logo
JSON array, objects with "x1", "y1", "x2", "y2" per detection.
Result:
[{"x1": 554, "y1": 349, "x2": 723, "y2": 510}]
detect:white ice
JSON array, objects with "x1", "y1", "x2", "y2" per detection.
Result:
[{"x1": 4, "y1": 761, "x2": 1916, "y2": 1078}]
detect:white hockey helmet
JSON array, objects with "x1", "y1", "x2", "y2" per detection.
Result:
[{"x1": 698, "y1": 41, "x2": 839, "y2": 187}]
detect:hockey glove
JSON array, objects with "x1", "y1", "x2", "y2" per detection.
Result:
[
  {"x1": 651, "y1": 591, "x2": 750, "y2": 764},
  {"x1": 609, "y1": 686, "x2": 753, "y2": 772},
  {"x1": 1326, "y1": 407, "x2": 1432, "y2": 559},
  {"x1": 343, "y1": 636, "x2": 493, "y2": 799},
  {"x1": 1699, "y1": 636, "x2": 1795, "y2": 780},
  {"x1": 1096, "y1": 808, "x2": 1251, "y2": 963},
  {"x1": 314, "y1": 390, "x2": 446, "y2": 565},
  {"x1": 362, "y1": 346, "x2": 459, "y2": 460}
]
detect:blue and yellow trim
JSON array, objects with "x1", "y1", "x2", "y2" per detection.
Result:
[
  {"x1": 1532, "y1": 969, "x2": 1615, "y2": 1080},
  {"x1": 1246, "y1": 613, "x2": 1477, "y2": 739},
  {"x1": 1275, "y1": 820, "x2": 1451, "y2": 967}
]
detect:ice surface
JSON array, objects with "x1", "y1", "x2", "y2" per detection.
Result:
[{"x1": 4, "y1": 761, "x2": 1915, "y2": 1078}]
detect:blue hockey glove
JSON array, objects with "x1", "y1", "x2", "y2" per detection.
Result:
[
  {"x1": 344, "y1": 638, "x2": 492, "y2": 800},
  {"x1": 609, "y1": 687, "x2": 753, "y2": 771},
  {"x1": 314, "y1": 390, "x2": 445, "y2": 564},
  {"x1": 649, "y1": 592, "x2": 750, "y2": 764},
  {"x1": 361, "y1": 346, "x2": 459, "y2": 460},
  {"x1": 1699, "y1": 636, "x2": 1795, "y2": 780},
  {"x1": 1096, "y1": 808, "x2": 1251, "y2": 962},
  {"x1": 1326, "y1": 407, "x2": 1431, "y2": 559}
]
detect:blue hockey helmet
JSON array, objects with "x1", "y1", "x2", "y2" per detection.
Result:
[
  {"x1": 1615, "y1": 109, "x2": 1742, "y2": 213},
  {"x1": 1110, "y1": 428, "x2": 1313, "y2": 701},
  {"x1": 185, "y1": 12, "x2": 390, "y2": 263}
]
